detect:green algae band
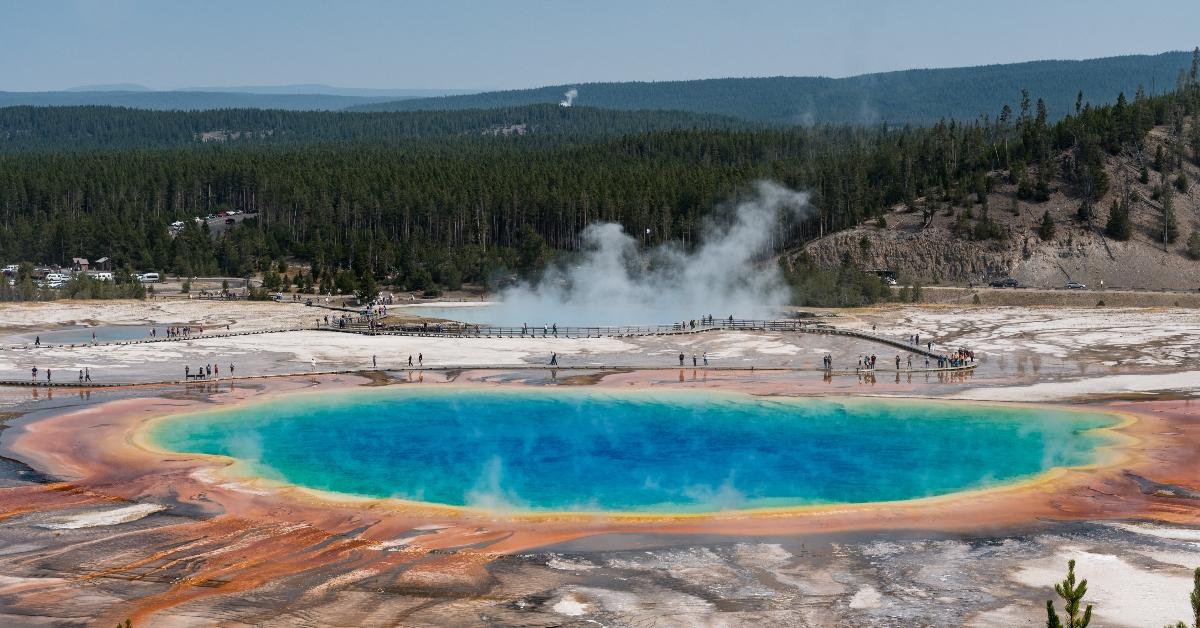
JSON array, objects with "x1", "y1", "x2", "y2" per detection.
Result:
[{"x1": 148, "y1": 389, "x2": 1121, "y2": 513}]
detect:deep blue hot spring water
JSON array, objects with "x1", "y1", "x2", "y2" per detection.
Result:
[{"x1": 147, "y1": 388, "x2": 1121, "y2": 513}]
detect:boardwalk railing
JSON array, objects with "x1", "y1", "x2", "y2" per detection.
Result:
[
  {"x1": 319, "y1": 318, "x2": 827, "y2": 339},
  {"x1": 318, "y1": 317, "x2": 955, "y2": 360}
]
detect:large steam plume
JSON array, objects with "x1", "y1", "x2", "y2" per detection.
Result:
[
  {"x1": 490, "y1": 181, "x2": 813, "y2": 325},
  {"x1": 559, "y1": 88, "x2": 578, "y2": 107}
]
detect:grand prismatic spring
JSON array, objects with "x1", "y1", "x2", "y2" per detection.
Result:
[{"x1": 147, "y1": 389, "x2": 1123, "y2": 513}]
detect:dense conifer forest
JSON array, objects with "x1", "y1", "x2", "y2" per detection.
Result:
[
  {"x1": 353, "y1": 52, "x2": 1196, "y2": 124},
  {"x1": 0, "y1": 50, "x2": 1197, "y2": 301}
]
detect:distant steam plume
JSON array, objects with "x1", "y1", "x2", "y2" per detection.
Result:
[
  {"x1": 559, "y1": 88, "x2": 578, "y2": 107},
  {"x1": 491, "y1": 181, "x2": 813, "y2": 325}
]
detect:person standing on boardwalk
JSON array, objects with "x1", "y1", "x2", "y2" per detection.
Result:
[
  {"x1": 79, "y1": 370, "x2": 84, "y2": 383},
  {"x1": 679, "y1": 352, "x2": 685, "y2": 366},
  {"x1": 549, "y1": 352, "x2": 558, "y2": 366},
  {"x1": 185, "y1": 365, "x2": 190, "y2": 379},
  {"x1": 418, "y1": 353, "x2": 423, "y2": 366},
  {"x1": 46, "y1": 369, "x2": 51, "y2": 382},
  {"x1": 703, "y1": 352, "x2": 709, "y2": 366},
  {"x1": 692, "y1": 354, "x2": 697, "y2": 367},
  {"x1": 229, "y1": 363, "x2": 234, "y2": 376},
  {"x1": 373, "y1": 354, "x2": 377, "y2": 369},
  {"x1": 895, "y1": 355, "x2": 901, "y2": 369}
]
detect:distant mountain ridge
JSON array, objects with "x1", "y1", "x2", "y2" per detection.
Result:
[
  {"x1": 351, "y1": 52, "x2": 1196, "y2": 124},
  {"x1": 0, "y1": 104, "x2": 751, "y2": 152},
  {"x1": 1, "y1": 86, "x2": 479, "y2": 111},
  {"x1": 0, "y1": 90, "x2": 403, "y2": 111}
]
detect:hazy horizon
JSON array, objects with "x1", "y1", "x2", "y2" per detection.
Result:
[{"x1": 3, "y1": 0, "x2": 1198, "y2": 92}]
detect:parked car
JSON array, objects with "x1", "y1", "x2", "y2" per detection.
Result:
[
  {"x1": 988, "y1": 277, "x2": 1019, "y2": 288},
  {"x1": 225, "y1": 217, "x2": 236, "y2": 225},
  {"x1": 138, "y1": 272, "x2": 161, "y2": 283},
  {"x1": 1065, "y1": 281, "x2": 1087, "y2": 289},
  {"x1": 2, "y1": 264, "x2": 18, "y2": 275}
]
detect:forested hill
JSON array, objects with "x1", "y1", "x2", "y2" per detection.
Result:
[
  {"x1": 2, "y1": 73, "x2": 1197, "y2": 295},
  {"x1": 0, "y1": 90, "x2": 408, "y2": 111},
  {"x1": 351, "y1": 52, "x2": 1195, "y2": 124},
  {"x1": 0, "y1": 104, "x2": 751, "y2": 152}
]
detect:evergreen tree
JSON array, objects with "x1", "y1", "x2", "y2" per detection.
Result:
[
  {"x1": 1187, "y1": 232, "x2": 1200, "y2": 260},
  {"x1": 1162, "y1": 178, "x2": 1181, "y2": 245},
  {"x1": 1105, "y1": 199, "x2": 1132, "y2": 241},
  {"x1": 1046, "y1": 559, "x2": 1092, "y2": 628},
  {"x1": 1038, "y1": 211, "x2": 1056, "y2": 241}
]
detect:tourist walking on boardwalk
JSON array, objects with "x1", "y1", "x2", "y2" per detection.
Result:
[
  {"x1": 79, "y1": 370, "x2": 83, "y2": 383},
  {"x1": 229, "y1": 363, "x2": 234, "y2": 376},
  {"x1": 46, "y1": 369, "x2": 51, "y2": 382},
  {"x1": 418, "y1": 353, "x2": 423, "y2": 366},
  {"x1": 31, "y1": 366, "x2": 37, "y2": 380},
  {"x1": 84, "y1": 367, "x2": 91, "y2": 382},
  {"x1": 692, "y1": 354, "x2": 697, "y2": 367},
  {"x1": 310, "y1": 357, "x2": 316, "y2": 371},
  {"x1": 35, "y1": 336, "x2": 40, "y2": 347},
  {"x1": 703, "y1": 352, "x2": 709, "y2": 366},
  {"x1": 373, "y1": 354, "x2": 377, "y2": 369},
  {"x1": 549, "y1": 352, "x2": 558, "y2": 366},
  {"x1": 408, "y1": 355, "x2": 413, "y2": 367},
  {"x1": 895, "y1": 355, "x2": 901, "y2": 369},
  {"x1": 185, "y1": 365, "x2": 190, "y2": 379},
  {"x1": 907, "y1": 355, "x2": 912, "y2": 369},
  {"x1": 679, "y1": 352, "x2": 685, "y2": 366}
]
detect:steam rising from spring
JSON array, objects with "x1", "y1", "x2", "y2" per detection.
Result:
[
  {"x1": 492, "y1": 181, "x2": 813, "y2": 325},
  {"x1": 559, "y1": 88, "x2": 578, "y2": 107}
]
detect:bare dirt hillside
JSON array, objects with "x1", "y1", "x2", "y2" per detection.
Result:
[{"x1": 804, "y1": 122, "x2": 1200, "y2": 290}]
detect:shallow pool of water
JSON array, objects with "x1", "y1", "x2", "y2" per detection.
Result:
[
  {"x1": 9, "y1": 325, "x2": 174, "y2": 345},
  {"x1": 148, "y1": 389, "x2": 1121, "y2": 513}
]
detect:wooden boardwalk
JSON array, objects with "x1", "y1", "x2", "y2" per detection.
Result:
[
  {"x1": 0, "y1": 362, "x2": 976, "y2": 389},
  {"x1": 1, "y1": 317, "x2": 975, "y2": 389}
]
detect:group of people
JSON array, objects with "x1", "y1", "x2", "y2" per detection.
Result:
[
  {"x1": 937, "y1": 349, "x2": 975, "y2": 368},
  {"x1": 677, "y1": 352, "x2": 710, "y2": 366},
  {"x1": 29, "y1": 366, "x2": 93, "y2": 383},
  {"x1": 521, "y1": 323, "x2": 559, "y2": 337},
  {"x1": 185, "y1": 363, "x2": 233, "y2": 380},
  {"x1": 160, "y1": 325, "x2": 202, "y2": 339}
]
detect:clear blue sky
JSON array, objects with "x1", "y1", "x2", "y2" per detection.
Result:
[{"x1": 3, "y1": 0, "x2": 1199, "y2": 91}]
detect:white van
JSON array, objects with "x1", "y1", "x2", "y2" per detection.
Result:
[
  {"x1": 45, "y1": 272, "x2": 69, "y2": 283},
  {"x1": 89, "y1": 271, "x2": 114, "y2": 281},
  {"x1": 138, "y1": 272, "x2": 161, "y2": 283}
]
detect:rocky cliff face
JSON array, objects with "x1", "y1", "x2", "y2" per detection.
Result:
[
  {"x1": 802, "y1": 123, "x2": 1200, "y2": 290},
  {"x1": 804, "y1": 225, "x2": 1020, "y2": 284}
]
